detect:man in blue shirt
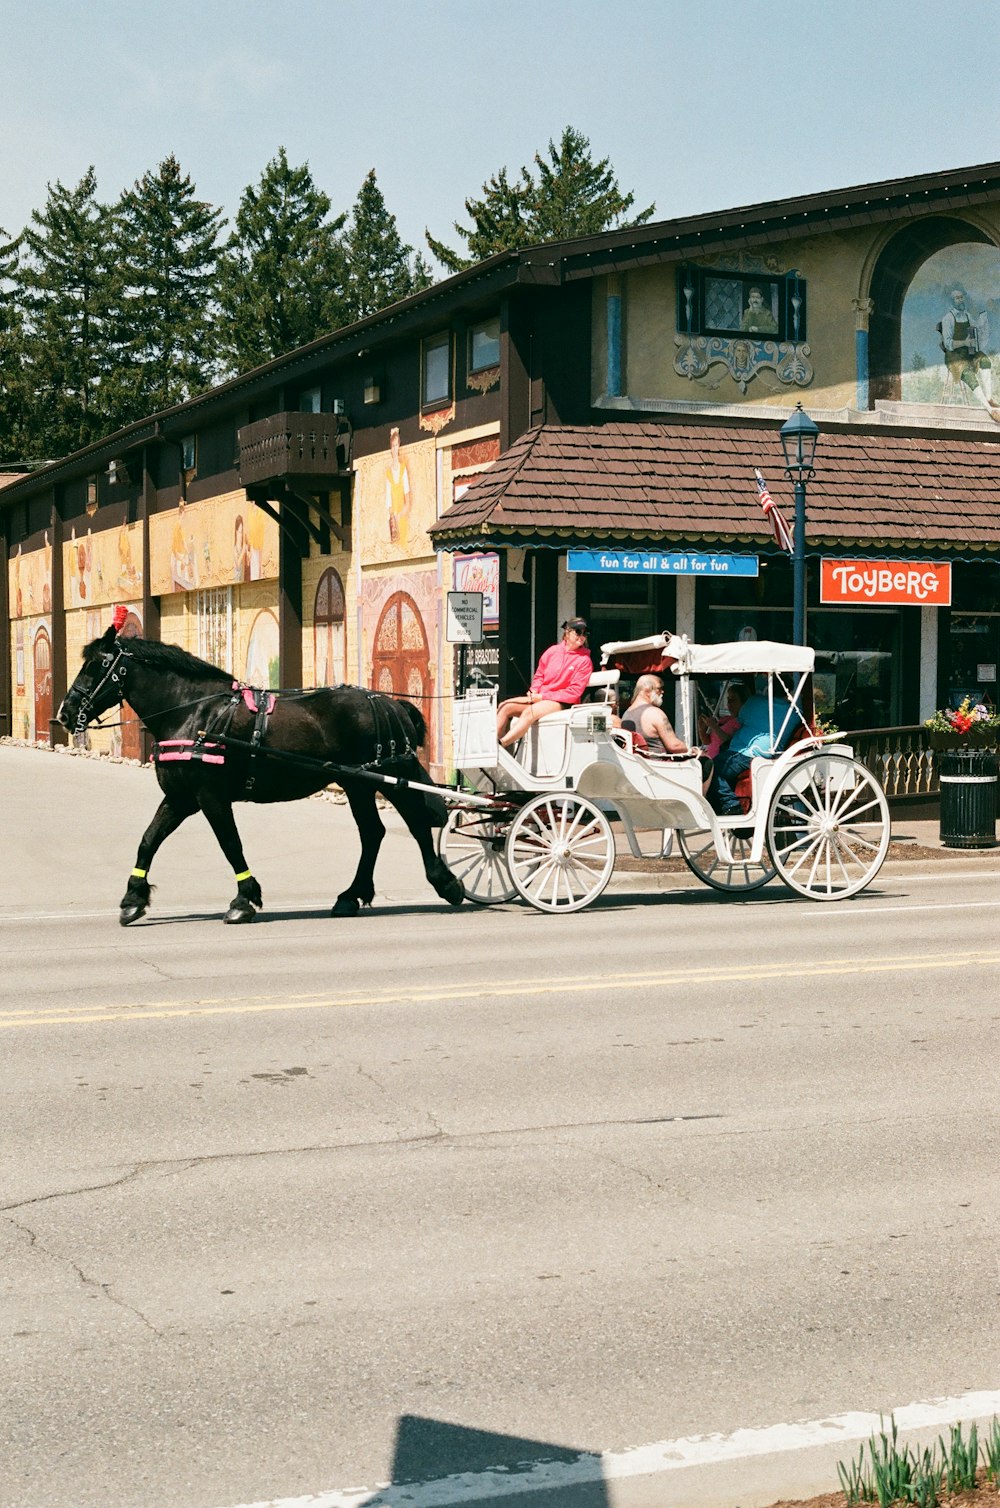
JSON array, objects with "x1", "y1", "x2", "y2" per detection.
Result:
[{"x1": 709, "y1": 692, "x2": 793, "y2": 815}]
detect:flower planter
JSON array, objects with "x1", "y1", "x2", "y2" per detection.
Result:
[{"x1": 928, "y1": 731, "x2": 1000, "y2": 751}]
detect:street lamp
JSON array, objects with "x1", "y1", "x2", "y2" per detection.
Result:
[{"x1": 780, "y1": 402, "x2": 819, "y2": 646}]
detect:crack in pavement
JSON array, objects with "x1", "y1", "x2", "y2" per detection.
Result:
[
  {"x1": 0, "y1": 1113, "x2": 729, "y2": 1207},
  {"x1": 6, "y1": 1215, "x2": 164, "y2": 1338}
]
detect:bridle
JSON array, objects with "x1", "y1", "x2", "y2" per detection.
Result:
[{"x1": 72, "y1": 639, "x2": 132, "y2": 734}]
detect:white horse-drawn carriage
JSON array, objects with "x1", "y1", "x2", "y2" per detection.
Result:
[{"x1": 438, "y1": 632, "x2": 891, "y2": 913}]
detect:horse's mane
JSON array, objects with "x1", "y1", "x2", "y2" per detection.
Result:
[{"x1": 90, "y1": 634, "x2": 231, "y2": 684}]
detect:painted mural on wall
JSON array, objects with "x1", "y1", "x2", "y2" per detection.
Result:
[
  {"x1": 359, "y1": 565, "x2": 439, "y2": 762},
  {"x1": 8, "y1": 538, "x2": 52, "y2": 619},
  {"x1": 244, "y1": 609, "x2": 280, "y2": 688},
  {"x1": 673, "y1": 256, "x2": 813, "y2": 393},
  {"x1": 63, "y1": 521, "x2": 143, "y2": 609},
  {"x1": 149, "y1": 495, "x2": 278, "y2": 596},
  {"x1": 313, "y1": 566, "x2": 347, "y2": 686},
  {"x1": 901, "y1": 245, "x2": 1000, "y2": 417},
  {"x1": 355, "y1": 430, "x2": 437, "y2": 565},
  {"x1": 9, "y1": 612, "x2": 52, "y2": 742}
]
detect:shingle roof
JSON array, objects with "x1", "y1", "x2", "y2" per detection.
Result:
[{"x1": 429, "y1": 422, "x2": 1000, "y2": 554}]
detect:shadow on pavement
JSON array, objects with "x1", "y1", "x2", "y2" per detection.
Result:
[{"x1": 356, "y1": 1414, "x2": 610, "y2": 1507}]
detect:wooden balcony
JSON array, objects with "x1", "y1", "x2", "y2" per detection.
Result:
[{"x1": 238, "y1": 412, "x2": 350, "y2": 489}]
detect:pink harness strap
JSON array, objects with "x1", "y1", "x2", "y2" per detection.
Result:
[
  {"x1": 155, "y1": 738, "x2": 226, "y2": 765},
  {"x1": 235, "y1": 684, "x2": 276, "y2": 716}
]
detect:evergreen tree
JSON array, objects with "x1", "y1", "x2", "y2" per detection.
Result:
[
  {"x1": 20, "y1": 168, "x2": 113, "y2": 456},
  {"x1": 426, "y1": 167, "x2": 530, "y2": 274},
  {"x1": 342, "y1": 169, "x2": 432, "y2": 321},
  {"x1": 106, "y1": 154, "x2": 224, "y2": 423},
  {"x1": 0, "y1": 225, "x2": 27, "y2": 462},
  {"x1": 217, "y1": 147, "x2": 347, "y2": 374},
  {"x1": 426, "y1": 126, "x2": 655, "y2": 272}
]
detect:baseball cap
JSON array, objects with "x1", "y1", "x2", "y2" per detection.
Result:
[{"x1": 562, "y1": 616, "x2": 588, "y2": 634}]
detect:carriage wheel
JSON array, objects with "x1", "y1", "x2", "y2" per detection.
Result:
[
  {"x1": 766, "y1": 753, "x2": 890, "y2": 900},
  {"x1": 677, "y1": 827, "x2": 775, "y2": 893},
  {"x1": 437, "y1": 808, "x2": 517, "y2": 905},
  {"x1": 506, "y1": 794, "x2": 615, "y2": 913}
]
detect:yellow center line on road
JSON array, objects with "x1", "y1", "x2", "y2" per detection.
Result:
[{"x1": 3, "y1": 949, "x2": 1000, "y2": 1029}]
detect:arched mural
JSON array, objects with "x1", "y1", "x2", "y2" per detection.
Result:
[
  {"x1": 901, "y1": 243, "x2": 1000, "y2": 413},
  {"x1": 371, "y1": 590, "x2": 433, "y2": 748},
  {"x1": 245, "y1": 609, "x2": 280, "y2": 688},
  {"x1": 33, "y1": 627, "x2": 52, "y2": 742},
  {"x1": 314, "y1": 567, "x2": 346, "y2": 686}
]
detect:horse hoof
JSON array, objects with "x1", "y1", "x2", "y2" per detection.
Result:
[
  {"x1": 439, "y1": 876, "x2": 465, "y2": 908},
  {"x1": 330, "y1": 896, "x2": 360, "y2": 917},
  {"x1": 119, "y1": 903, "x2": 146, "y2": 927},
  {"x1": 224, "y1": 902, "x2": 256, "y2": 924}
]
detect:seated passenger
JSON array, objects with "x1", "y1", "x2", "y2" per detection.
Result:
[
  {"x1": 497, "y1": 617, "x2": 593, "y2": 748},
  {"x1": 698, "y1": 682, "x2": 750, "y2": 759},
  {"x1": 622, "y1": 674, "x2": 712, "y2": 788},
  {"x1": 708, "y1": 691, "x2": 793, "y2": 815}
]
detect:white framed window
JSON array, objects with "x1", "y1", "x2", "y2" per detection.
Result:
[
  {"x1": 422, "y1": 332, "x2": 452, "y2": 408},
  {"x1": 469, "y1": 315, "x2": 500, "y2": 372},
  {"x1": 197, "y1": 586, "x2": 233, "y2": 673},
  {"x1": 299, "y1": 386, "x2": 322, "y2": 413},
  {"x1": 181, "y1": 434, "x2": 197, "y2": 473}
]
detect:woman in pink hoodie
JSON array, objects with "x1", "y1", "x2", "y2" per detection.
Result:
[{"x1": 497, "y1": 618, "x2": 593, "y2": 747}]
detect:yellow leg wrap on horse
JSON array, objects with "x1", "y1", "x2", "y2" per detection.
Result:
[
  {"x1": 131, "y1": 867, "x2": 147, "y2": 879},
  {"x1": 234, "y1": 869, "x2": 252, "y2": 882}
]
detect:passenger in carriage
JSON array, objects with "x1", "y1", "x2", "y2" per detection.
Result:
[
  {"x1": 708, "y1": 690, "x2": 793, "y2": 815},
  {"x1": 621, "y1": 675, "x2": 713, "y2": 789},
  {"x1": 698, "y1": 682, "x2": 750, "y2": 759},
  {"x1": 497, "y1": 617, "x2": 594, "y2": 748}
]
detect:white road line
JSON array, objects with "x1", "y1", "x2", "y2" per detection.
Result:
[{"x1": 220, "y1": 1388, "x2": 1000, "y2": 1507}]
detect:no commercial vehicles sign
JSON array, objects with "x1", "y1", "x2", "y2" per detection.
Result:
[{"x1": 820, "y1": 559, "x2": 951, "y2": 606}]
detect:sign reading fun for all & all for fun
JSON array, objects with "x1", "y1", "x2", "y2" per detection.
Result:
[{"x1": 568, "y1": 550, "x2": 759, "y2": 577}]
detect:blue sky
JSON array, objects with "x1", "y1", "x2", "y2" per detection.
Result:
[{"x1": 2, "y1": 0, "x2": 999, "y2": 269}]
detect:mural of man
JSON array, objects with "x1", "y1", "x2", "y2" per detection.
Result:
[
  {"x1": 385, "y1": 427, "x2": 412, "y2": 550},
  {"x1": 740, "y1": 285, "x2": 778, "y2": 335},
  {"x1": 939, "y1": 285, "x2": 996, "y2": 411}
]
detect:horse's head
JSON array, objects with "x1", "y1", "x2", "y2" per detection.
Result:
[{"x1": 58, "y1": 626, "x2": 131, "y2": 734}]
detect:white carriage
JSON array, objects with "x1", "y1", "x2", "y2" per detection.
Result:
[{"x1": 439, "y1": 632, "x2": 891, "y2": 913}]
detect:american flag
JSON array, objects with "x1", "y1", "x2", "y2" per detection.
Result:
[{"x1": 754, "y1": 468, "x2": 794, "y2": 554}]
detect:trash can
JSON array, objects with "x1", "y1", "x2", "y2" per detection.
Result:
[{"x1": 939, "y1": 749, "x2": 999, "y2": 848}]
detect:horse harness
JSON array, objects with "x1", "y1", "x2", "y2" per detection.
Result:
[{"x1": 78, "y1": 636, "x2": 419, "y2": 792}]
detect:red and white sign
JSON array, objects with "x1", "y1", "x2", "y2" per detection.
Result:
[{"x1": 820, "y1": 559, "x2": 951, "y2": 607}]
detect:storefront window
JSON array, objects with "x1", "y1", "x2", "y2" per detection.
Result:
[
  {"x1": 948, "y1": 614, "x2": 1000, "y2": 709},
  {"x1": 576, "y1": 574, "x2": 656, "y2": 647},
  {"x1": 811, "y1": 610, "x2": 899, "y2": 728},
  {"x1": 948, "y1": 563, "x2": 1000, "y2": 710},
  {"x1": 703, "y1": 564, "x2": 902, "y2": 729}
]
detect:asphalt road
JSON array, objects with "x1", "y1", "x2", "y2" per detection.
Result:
[{"x1": 2, "y1": 745, "x2": 999, "y2": 1508}]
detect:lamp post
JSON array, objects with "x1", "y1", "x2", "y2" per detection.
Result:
[{"x1": 780, "y1": 402, "x2": 819, "y2": 646}]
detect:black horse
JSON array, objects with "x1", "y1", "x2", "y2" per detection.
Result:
[{"x1": 58, "y1": 627, "x2": 464, "y2": 925}]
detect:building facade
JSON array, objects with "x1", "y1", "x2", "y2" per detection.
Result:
[{"x1": 5, "y1": 160, "x2": 1000, "y2": 774}]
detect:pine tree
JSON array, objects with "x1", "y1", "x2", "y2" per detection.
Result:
[
  {"x1": 529, "y1": 126, "x2": 655, "y2": 241},
  {"x1": 342, "y1": 169, "x2": 432, "y2": 321},
  {"x1": 426, "y1": 126, "x2": 655, "y2": 272},
  {"x1": 426, "y1": 167, "x2": 531, "y2": 274},
  {"x1": 0, "y1": 225, "x2": 28, "y2": 462},
  {"x1": 20, "y1": 168, "x2": 113, "y2": 457},
  {"x1": 106, "y1": 154, "x2": 224, "y2": 423},
  {"x1": 217, "y1": 148, "x2": 347, "y2": 374}
]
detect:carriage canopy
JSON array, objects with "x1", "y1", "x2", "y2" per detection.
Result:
[{"x1": 600, "y1": 632, "x2": 815, "y2": 677}]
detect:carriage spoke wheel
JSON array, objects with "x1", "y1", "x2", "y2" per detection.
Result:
[
  {"x1": 766, "y1": 753, "x2": 890, "y2": 900},
  {"x1": 677, "y1": 826, "x2": 775, "y2": 893},
  {"x1": 437, "y1": 808, "x2": 517, "y2": 905},
  {"x1": 506, "y1": 794, "x2": 615, "y2": 913}
]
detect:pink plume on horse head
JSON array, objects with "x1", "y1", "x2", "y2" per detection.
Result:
[{"x1": 112, "y1": 605, "x2": 128, "y2": 632}]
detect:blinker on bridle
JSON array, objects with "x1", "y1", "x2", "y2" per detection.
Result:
[{"x1": 74, "y1": 640, "x2": 131, "y2": 733}]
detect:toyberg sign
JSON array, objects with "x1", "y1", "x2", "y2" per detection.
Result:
[{"x1": 820, "y1": 560, "x2": 952, "y2": 606}]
